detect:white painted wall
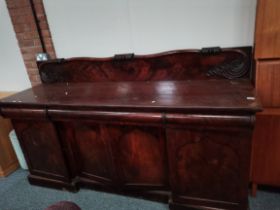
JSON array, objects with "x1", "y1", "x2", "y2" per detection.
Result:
[
  {"x1": 0, "y1": 1, "x2": 31, "y2": 91},
  {"x1": 44, "y1": 0, "x2": 257, "y2": 58}
]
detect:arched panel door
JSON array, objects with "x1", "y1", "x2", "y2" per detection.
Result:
[
  {"x1": 104, "y1": 125, "x2": 168, "y2": 190},
  {"x1": 13, "y1": 120, "x2": 70, "y2": 182},
  {"x1": 167, "y1": 127, "x2": 252, "y2": 209}
]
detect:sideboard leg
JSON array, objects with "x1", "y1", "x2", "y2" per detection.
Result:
[{"x1": 251, "y1": 183, "x2": 258, "y2": 197}]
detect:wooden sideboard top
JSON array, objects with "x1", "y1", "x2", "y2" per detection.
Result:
[{"x1": 0, "y1": 80, "x2": 261, "y2": 114}]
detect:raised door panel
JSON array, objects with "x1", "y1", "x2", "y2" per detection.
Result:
[
  {"x1": 59, "y1": 122, "x2": 167, "y2": 189},
  {"x1": 167, "y1": 128, "x2": 252, "y2": 204},
  {"x1": 12, "y1": 120, "x2": 69, "y2": 181},
  {"x1": 251, "y1": 110, "x2": 280, "y2": 186},
  {"x1": 255, "y1": 0, "x2": 280, "y2": 58},
  {"x1": 70, "y1": 123, "x2": 115, "y2": 184},
  {"x1": 105, "y1": 125, "x2": 167, "y2": 189},
  {"x1": 256, "y1": 60, "x2": 280, "y2": 107}
]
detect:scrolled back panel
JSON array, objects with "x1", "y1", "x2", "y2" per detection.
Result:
[{"x1": 38, "y1": 47, "x2": 252, "y2": 83}]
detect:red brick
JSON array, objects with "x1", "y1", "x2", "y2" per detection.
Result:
[
  {"x1": 23, "y1": 31, "x2": 39, "y2": 39},
  {"x1": 41, "y1": 29, "x2": 51, "y2": 37},
  {"x1": 31, "y1": 79, "x2": 41, "y2": 85},
  {"x1": 43, "y1": 37, "x2": 53, "y2": 46},
  {"x1": 31, "y1": 81, "x2": 42, "y2": 86},
  {"x1": 25, "y1": 61, "x2": 38, "y2": 68},
  {"x1": 48, "y1": 52, "x2": 56, "y2": 59},
  {"x1": 16, "y1": 31, "x2": 39, "y2": 41},
  {"x1": 32, "y1": 0, "x2": 43, "y2": 5},
  {"x1": 6, "y1": 0, "x2": 29, "y2": 9},
  {"x1": 14, "y1": 23, "x2": 33, "y2": 33},
  {"x1": 26, "y1": 68, "x2": 39, "y2": 75},
  {"x1": 39, "y1": 21, "x2": 49, "y2": 30},
  {"x1": 33, "y1": 39, "x2": 42, "y2": 46},
  {"x1": 9, "y1": 7, "x2": 32, "y2": 17},
  {"x1": 37, "y1": 15, "x2": 47, "y2": 21},
  {"x1": 11, "y1": 15, "x2": 35, "y2": 25},
  {"x1": 19, "y1": 39, "x2": 34, "y2": 47},
  {"x1": 29, "y1": 74, "x2": 41, "y2": 83},
  {"x1": 21, "y1": 46, "x2": 42, "y2": 54},
  {"x1": 16, "y1": 32, "x2": 25, "y2": 40},
  {"x1": 34, "y1": 3, "x2": 45, "y2": 15},
  {"x1": 7, "y1": 0, "x2": 56, "y2": 87},
  {"x1": 22, "y1": 53, "x2": 36, "y2": 61},
  {"x1": 28, "y1": 70, "x2": 39, "y2": 76},
  {"x1": 45, "y1": 44, "x2": 55, "y2": 52},
  {"x1": 13, "y1": 24, "x2": 24, "y2": 33},
  {"x1": 28, "y1": 72, "x2": 40, "y2": 80}
]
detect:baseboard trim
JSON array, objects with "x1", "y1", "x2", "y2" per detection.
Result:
[{"x1": 28, "y1": 174, "x2": 78, "y2": 192}]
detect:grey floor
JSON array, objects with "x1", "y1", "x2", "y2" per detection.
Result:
[{"x1": 0, "y1": 170, "x2": 279, "y2": 210}]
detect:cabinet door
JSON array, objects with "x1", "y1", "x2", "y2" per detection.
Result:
[
  {"x1": 256, "y1": 60, "x2": 280, "y2": 107},
  {"x1": 67, "y1": 122, "x2": 116, "y2": 184},
  {"x1": 255, "y1": 0, "x2": 280, "y2": 58},
  {"x1": 13, "y1": 120, "x2": 70, "y2": 182},
  {"x1": 251, "y1": 110, "x2": 280, "y2": 186},
  {"x1": 61, "y1": 122, "x2": 168, "y2": 189},
  {"x1": 105, "y1": 125, "x2": 167, "y2": 190},
  {"x1": 167, "y1": 128, "x2": 252, "y2": 204}
]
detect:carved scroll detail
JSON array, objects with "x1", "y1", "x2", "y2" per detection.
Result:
[{"x1": 207, "y1": 58, "x2": 248, "y2": 79}]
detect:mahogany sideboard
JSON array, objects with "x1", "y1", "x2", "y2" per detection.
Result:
[{"x1": 0, "y1": 47, "x2": 261, "y2": 210}]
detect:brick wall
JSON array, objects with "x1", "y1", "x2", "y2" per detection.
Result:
[{"x1": 5, "y1": 0, "x2": 56, "y2": 86}]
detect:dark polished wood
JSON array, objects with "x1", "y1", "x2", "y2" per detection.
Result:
[
  {"x1": 0, "y1": 80, "x2": 260, "y2": 114},
  {"x1": 0, "y1": 47, "x2": 260, "y2": 210},
  {"x1": 38, "y1": 47, "x2": 252, "y2": 83},
  {"x1": 12, "y1": 120, "x2": 71, "y2": 182},
  {"x1": 167, "y1": 119, "x2": 253, "y2": 210}
]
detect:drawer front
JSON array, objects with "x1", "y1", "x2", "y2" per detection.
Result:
[{"x1": 256, "y1": 60, "x2": 280, "y2": 107}]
